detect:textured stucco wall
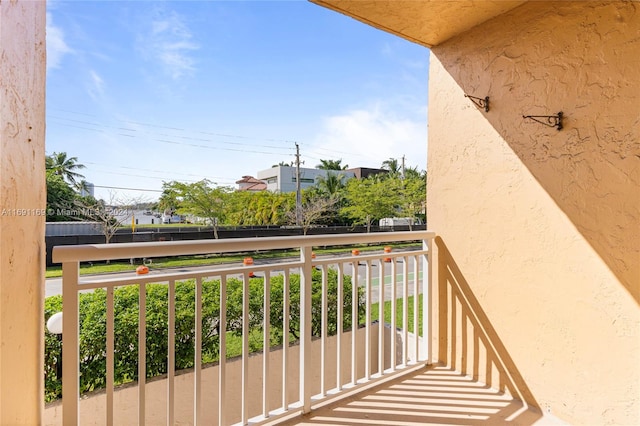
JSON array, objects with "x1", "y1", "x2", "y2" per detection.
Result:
[
  {"x1": 428, "y1": 1, "x2": 639, "y2": 424},
  {"x1": 0, "y1": 0, "x2": 46, "y2": 423},
  {"x1": 312, "y1": 0, "x2": 526, "y2": 47}
]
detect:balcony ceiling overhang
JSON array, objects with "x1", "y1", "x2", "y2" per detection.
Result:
[{"x1": 311, "y1": 0, "x2": 526, "y2": 47}]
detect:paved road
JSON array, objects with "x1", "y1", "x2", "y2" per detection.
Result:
[
  {"x1": 45, "y1": 261, "x2": 242, "y2": 297},
  {"x1": 356, "y1": 260, "x2": 427, "y2": 304},
  {"x1": 46, "y1": 254, "x2": 430, "y2": 304}
]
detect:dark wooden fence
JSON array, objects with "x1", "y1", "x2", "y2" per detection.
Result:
[{"x1": 45, "y1": 224, "x2": 426, "y2": 265}]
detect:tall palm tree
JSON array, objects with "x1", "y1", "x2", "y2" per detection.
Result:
[
  {"x1": 46, "y1": 152, "x2": 86, "y2": 187},
  {"x1": 381, "y1": 157, "x2": 400, "y2": 175},
  {"x1": 315, "y1": 171, "x2": 345, "y2": 197},
  {"x1": 316, "y1": 159, "x2": 348, "y2": 170}
]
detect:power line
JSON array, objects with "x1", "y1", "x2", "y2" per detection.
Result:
[
  {"x1": 48, "y1": 108, "x2": 297, "y2": 145},
  {"x1": 86, "y1": 169, "x2": 214, "y2": 184},
  {"x1": 295, "y1": 142, "x2": 302, "y2": 225},
  {"x1": 48, "y1": 119, "x2": 295, "y2": 156},
  {"x1": 47, "y1": 108, "x2": 423, "y2": 181},
  {"x1": 47, "y1": 107, "x2": 378, "y2": 163},
  {"x1": 49, "y1": 115, "x2": 294, "y2": 151},
  {"x1": 92, "y1": 185, "x2": 163, "y2": 193},
  {"x1": 83, "y1": 161, "x2": 232, "y2": 182}
]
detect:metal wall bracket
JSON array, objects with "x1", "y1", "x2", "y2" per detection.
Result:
[
  {"x1": 523, "y1": 112, "x2": 563, "y2": 130},
  {"x1": 464, "y1": 94, "x2": 489, "y2": 112}
]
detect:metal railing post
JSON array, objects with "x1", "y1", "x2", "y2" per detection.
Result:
[
  {"x1": 62, "y1": 261, "x2": 79, "y2": 426},
  {"x1": 424, "y1": 237, "x2": 433, "y2": 364},
  {"x1": 299, "y1": 245, "x2": 313, "y2": 413},
  {"x1": 106, "y1": 287, "x2": 114, "y2": 426}
]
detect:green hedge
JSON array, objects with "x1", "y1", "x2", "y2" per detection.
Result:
[{"x1": 44, "y1": 268, "x2": 363, "y2": 402}]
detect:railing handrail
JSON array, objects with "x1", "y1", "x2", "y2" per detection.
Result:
[
  {"x1": 56, "y1": 230, "x2": 435, "y2": 425},
  {"x1": 52, "y1": 230, "x2": 436, "y2": 263}
]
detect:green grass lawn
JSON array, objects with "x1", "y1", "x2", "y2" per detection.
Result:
[
  {"x1": 370, "y1": 294, "x2": 423, "y2": 336},
  {"x1": 199, "y1": 293, "x2": 423, "y2": 365},
  {"x1": 218, "y1": 294, "x2": 423, "y2": 362}
]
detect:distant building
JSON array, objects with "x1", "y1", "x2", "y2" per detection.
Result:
[
  {"x1": 256, "y1": 166, "x2": 357, "y2": 193},
  {"x1": 235, "y1": 175, "x2": 266, "y2": 192},
  {"x1": 255, "y1": 165, "x2": 387, "y2": 193},
  {"x1": 258, "y1": 166, "x2": 327, "y2": 192},
  {"x1": 346, "y1": 167, "x2": 388, "y2": 180}
]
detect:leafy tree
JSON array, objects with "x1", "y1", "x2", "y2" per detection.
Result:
[
  {"x1": 46, "y1": 171, "x2": 78, "y2": 221},
  {"x1": 224, "y1": 190, "x2": 252, "y2": 225},
  {"x1": 272, "y1": 161, "x2": 292, "y2": 167},
  {"x1": 75, "y1": 195, "x2": 123, "y2": 245},
  {"x1": 307, "y1": 172, "x2": 348, "y2": 225},
  {"x1": 316, "y1": 159, "x2": 348, "y2": 170},
  {"x1": 377, "y1": 161, "x2": 427, "y2": 227},
  {"x1": 225, "y1": 190, "x2": 294, "y2": 226},
  {"x1": 255, "y1": 191, "x2": 293, "y2": 225},
  {"x1": 161, "y1": 180, "x2": 230, "y2": 238},
  {"x1": 396, "y1": 175, "x2": 426, "y2": 229},
  {"x1": 157, "y1": 189, "x2": 179, "y2": 214},
  {"x1": 404, "y1": 166, "x2": 425, "y2": 180},
  {"x1": 287, "y1": 194, "x2": 338, "y2": 235},
  {"x1": 74, "y1": 193, "x2": 152, "y2": 248},
  {"x1": 341, "y1": 177, "x2": 397, "y2": 231},
  {"x1": 46, "y1": 152, "x2": 86, "y2": 188}
]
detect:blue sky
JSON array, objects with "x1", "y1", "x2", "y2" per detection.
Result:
[{"x1": 46, "y1": 1, "x2": 430, "y2": 202}]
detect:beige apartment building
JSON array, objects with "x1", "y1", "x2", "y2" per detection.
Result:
[{"x1": 1, "y1": 1, "x2": 638, "y2": 424}]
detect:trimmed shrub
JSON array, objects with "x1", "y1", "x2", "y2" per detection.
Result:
[{"x1": 44, "y1": 268, "x2": 363, "y2": 402}]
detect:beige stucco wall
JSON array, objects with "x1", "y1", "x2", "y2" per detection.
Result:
[
  {"x1": 0, "y1": 0, "x2": 47, "y2": 423},
  {"x1": 312, "y1": 0, "x2": 525, "y2": 48},
  {"x1": 428, "y1": 1, "x2": 639, "y2": 424}
]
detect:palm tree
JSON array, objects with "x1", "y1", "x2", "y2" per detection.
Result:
[
  {"x1": 315, "y1": 171, "x2": 345, "y2": 197},
  {"x1": 381, "y1": 157, "x2": 401, "y2": 175},
  {"x1": 76, "y1": 179, "x2": 91, "y2": 196},
  {"x1": 404, "y1": 166, "x2": 426, "y2": 180},
  {"x1": 316, "y1": 159, "x2": 348, "y2": 170},
  {"x1": 46, "y1": 152, "x2": 86, "y2": 187}
]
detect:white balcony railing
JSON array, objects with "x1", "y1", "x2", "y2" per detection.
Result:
[{"x1": 52, "y1": 231, "x2": 435, "y2": 425}]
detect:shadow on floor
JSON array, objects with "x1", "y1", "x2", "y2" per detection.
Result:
[{"x1": 286, "y1": 365, "x2": 544, "y2": 425}]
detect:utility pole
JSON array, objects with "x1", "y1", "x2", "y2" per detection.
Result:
[
  {"x1": 401, "y1": 155, "x2": 406, "y2": 180},
  {"x1": 295, "y1": 142, "x2": 302, "y2": 226}
]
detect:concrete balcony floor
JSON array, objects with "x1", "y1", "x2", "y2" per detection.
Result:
[{"x1": 283, "y1": 366, "x2": 563, "y2": 425}]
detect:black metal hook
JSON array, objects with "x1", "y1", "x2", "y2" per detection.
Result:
[
  {"x1": 523, "y1": 112, "x2": 563, "y2": 131},
  {"x1": 464, "y1": 94, "x2": 489, "y2": 112}
]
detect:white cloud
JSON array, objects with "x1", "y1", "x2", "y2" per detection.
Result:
[
  {"x1": 87, "y1": 70, "x2": 105, "y2": 100},
  {"x1": 46, "y1": 12, "x2": 73, "y2": 69},
  {"x1": 310, "y1": 102, "x2": 428, "y2": 170},
  {"x1": 138, "y1": 10, "x2": 199, "y2": 80}
]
